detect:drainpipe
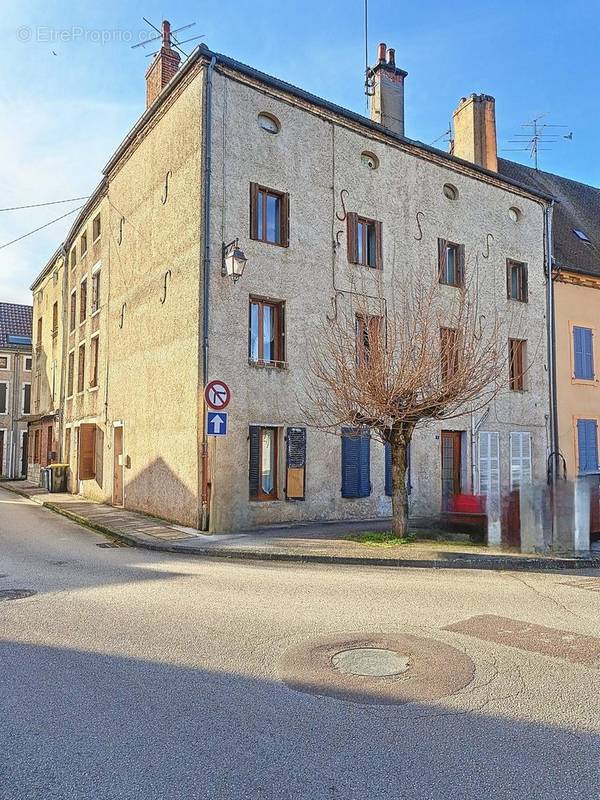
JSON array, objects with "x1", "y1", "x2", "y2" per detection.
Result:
[
  {"x1": 545, "y1": 202, "x2": 558, "y2": 465},
  {"x1": 200, "y1": 55, "x2": 216, "y2": 531},
  {"x1": 545, "y1": 201, "x2": 560, "y2": 539}
]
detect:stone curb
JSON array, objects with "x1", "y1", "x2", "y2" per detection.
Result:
[{"x1": 5, "y1": 483, "x2": 600, "y2": 572}]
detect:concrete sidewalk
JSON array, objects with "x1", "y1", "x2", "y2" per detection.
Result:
[{"x1": 3, "y1": 480, "x2": 600, "y2": 571}]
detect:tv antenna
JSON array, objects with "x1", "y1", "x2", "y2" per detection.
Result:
[
  {"x1": 364, "y1": 0, "x2": 375, "y2": 104},
  {"x1": 131, "y1": 18, "x2": 204, "y2": 59},
  {"x1": 504, "y1": 113, "x2": 573, "y2": 170}
]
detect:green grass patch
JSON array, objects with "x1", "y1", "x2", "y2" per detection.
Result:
[
  {"x1": 346, "y1": 531, "x2": 417, "y2": 547},
  {"x1": 346, "y1": 529, "x2": 486, "y2": 548}
]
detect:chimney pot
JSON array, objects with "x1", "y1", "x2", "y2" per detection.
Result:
[
  {"x1": 369, "y1": 42, "x2": 407, "y2": 137},
  {"x1": 145, "y1": 18, "x2": 181, "y2": 108}
]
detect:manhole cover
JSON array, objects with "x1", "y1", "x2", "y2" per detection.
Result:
[
  {"x1": 332, "y1": 648, "x2": 410, "y2": 677},
  {"x1": 0, "y1": 589, "x2": 37, "y2": 601},
  {"x1": 280, "y1": 633, "x2": 474, "y2": 705}
]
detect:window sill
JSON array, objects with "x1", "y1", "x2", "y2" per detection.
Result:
[
  {"x1": 92, "y1": 236, "x2": 101, "y2": 245},
  {"x1": 571, "y1": 378, "x2": 597, "y2": 385},
  {"x1": 251, "y1": 237, "x2": 289, "y2": 249},
  {"x1": 439, "y1": 281, "x2": 464, "y2": 289},
  {"x1": 248, "y1": 359, "x2": 288, "y2": 370},
  {"x1": 508, "y1": 297, "x2": 528, "y2": 304},
  {"x1": 91, "y1": 308, "x2": 100, "y2": 318},
  {"x1": 249, "y1": 497, "x2": 281, "y2": 503},
  {"x1": 88, "y1": 386, "x2": 99, "y2": 393},
  {"x1": 76, "y1": 391, "x2": 84, "y2": 397}
]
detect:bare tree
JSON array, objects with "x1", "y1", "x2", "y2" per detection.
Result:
[{"x1": 304, "y1": 269, "x2": 512, "y2": 539}]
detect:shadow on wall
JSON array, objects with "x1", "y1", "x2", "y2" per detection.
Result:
[
  {"x1": 1, "y1": 639, "x2": 598, "y2": 799},
  {"x1": 123, "y1": 456, "x2": 198, "y2": 528}
]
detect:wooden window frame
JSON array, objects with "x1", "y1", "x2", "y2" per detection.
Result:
[
  {"x1": 248, "y1": 297, "x2": 285, "y2": 366},
  {"x1": 570, "y1": 322, "x2": 595, "y2": 383},
  {"x1": 0, "y1": 355, "x2": 8, "y2": 370},
  {"x1": 52, "y1": 301, "x2": 59, "y2": 339},
  {"x1": 70, "y1": 248, "x2": 77, "y2": 270},
  {"x1": 249, "y1": 425, "x2": 280, "y2": 501},
  {"x1": 506, "y1": 259, "x2": 528, "y2": 303},
  {"x1": 24, "y1": 357, "x2": 32, "y2": 372},
  {"x1": 80, "y1": 277, "x2": 88, "y2": 324},
  {"x1": 69, "y1": 289, "x2": 77, "y2": 332},
  {"x1": 92, "y1": 214, "x2": 101, "y2": 243},
  {"x1": 509, "y1": 338, "x2": 526, "y2": 391},
  {"x1": 77, "y1": 344, "x2": 85, "y2": 394},
  {"x1": 91, "y1": 264, "x2": 101, "y2": 314},
  {"x1": 438, "y1": 239, "x2": 465, "y2": 288},
  {"x1": 347, "y1": 212, "x2": 383, "y2": 269},
  {"x1": 89, "y1": 334, "x2": 99, "y2": 389},
  {"x1": 440, "y1": 326, "x2": 460, "y2": 382},
  {"x1": 22, "y1": 383, "x2": 31, "y2": 415},
  {"x1": 36, "y1": 317, "x2": 42, "y2": 347},
  {"x1": 0, "y1": 381, "x2": 8, "y2": 415},
  {"x1": 356, "y1": 314, "x2": 383, "y2": 365},
  {"x1": 249, "y1": 183, "x2": 289, "y2": 247},
  {"x1": 67, "y1": 350, "x2": 75, "y2": 398},
  {"x1": 80, "y1": 231, "x2": 88, "y2": 257}
]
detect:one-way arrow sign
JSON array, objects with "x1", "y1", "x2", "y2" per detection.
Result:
[{"x1": 207, "y1": 411, "x2": 228, "y2": 436}]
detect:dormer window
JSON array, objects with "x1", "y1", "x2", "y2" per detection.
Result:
[{"x1": 573, "y1": 229, "x2": 591, "y2": 242}]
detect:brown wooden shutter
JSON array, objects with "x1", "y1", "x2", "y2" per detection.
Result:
[
  {"x1": 375, "y1": 220, "x2": 383, "y2": 269},
  {"x1": 506, "y1": 261, "x2": 512, "y2": 299},
  {"x1": 457, "y1": 244, "x2": 466, "y2": 286},
  {"x1": 437, "y1": 238, "x2": 447, "y2": 281},
  {"x1": 280, "y1": 192, "x2": 290, "y2": 247},
  {"x1": 347, "y1": 212, "x2": 358, "y2": 263},
  {"x1": 78, "y1": 423, "x2": 96, "y2": 481},
  {"x1": 523, "y1": 264, "x2": 529, "y2": 303},
  {"x1": 249, "y1": 183, "x2": 259, "y2": 240},
  {"x1": 95, "y1": 427, "x2": 104, "y2": 488},
  {"x1": 286, "y1": 427, "x2": 306, "y2": 500},
  {"x1": 248, "y1": 426, "x2": 261, "y2": 498}
]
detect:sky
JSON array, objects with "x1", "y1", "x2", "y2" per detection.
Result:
[{"x1": 1, "y1": 0, "x2": 598, "y2": 306}]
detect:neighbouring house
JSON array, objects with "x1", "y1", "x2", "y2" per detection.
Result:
[
  {"x1": 0, "y1": 302, "x2": 32, "y2": 478},
  {"x1": 497, "y1": 162, "x2": 600, "y2": 482},
  {"x1": 451, "y1": 96, "x2": 600, "y2": 485},
  {"x1": 28, "y1": 251, "x2": 65, "y2": 484},
  {"x1": 31, "y1": 26, "x2": 553, "y2": 535}
]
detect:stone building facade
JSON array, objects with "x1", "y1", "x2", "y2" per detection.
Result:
[
  {"x1": 0, "y1": 303, "x2": 32, "y2": 478},
  {"x1": 31, "y1": 29, "x2": 552, "y2": 534}
]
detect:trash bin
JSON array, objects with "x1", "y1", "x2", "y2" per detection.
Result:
[
  {"x1": 39, "y1": 468, "x2": 50, "y2": 490},
  {"x1": 48, "y1": 464, "x2": 68, "y2": 493}
]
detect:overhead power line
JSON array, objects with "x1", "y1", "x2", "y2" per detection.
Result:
[
  {"x1": 0, "y1": 205, "x2": 84, "y2": 251},
  {"x1": 0, "y1": 196, "x2": 89, "y2": 212}
]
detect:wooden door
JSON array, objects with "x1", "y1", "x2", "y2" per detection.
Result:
[
  {"x1": 0, "y1": 431, "x2": 4, "y2": 476},
  {"x1": 20, "y1": 432, "x2": 28, "y2": 477},
  {"x1": 441, "y1": 431, "x2": 462, "y2": 511},
  {"x1": 113, "y1": 426, "x2": 124, "y2": 507}
]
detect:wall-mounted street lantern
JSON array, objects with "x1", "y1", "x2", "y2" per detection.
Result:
[{"x1": 221, "y1": 238, "x2": 248, "y2": 283}]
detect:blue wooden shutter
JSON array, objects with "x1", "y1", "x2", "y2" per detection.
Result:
[
  {"x1": 574, "y1": 326, "x2": 594, "y2": 379},
  {"x1": 341, "y1": 428, "x2": 371, "y2": 498},
  {"x1": 385, "y1": 442, "x2": 411, "y2": 497},
  {"x1": 577, "y1": 419, "x2": 598, "y2": 474}
]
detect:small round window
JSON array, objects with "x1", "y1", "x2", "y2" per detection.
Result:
[
  {"x1": 443, "y1": 183, "x2": 458, "y2": 200},
  {"x1": 508, "y1": 206, "x2": 521, "y2": 222},
  {"x1": 361, "y1": 151, "x2": 379, "y2": 170},
  {"x1": 258, "y1": 112, "x2": 280, "y2": 134}
]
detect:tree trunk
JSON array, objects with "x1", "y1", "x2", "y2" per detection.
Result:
[{"x1": 390, "y1": 435, "x2": 410, "y2": 539}]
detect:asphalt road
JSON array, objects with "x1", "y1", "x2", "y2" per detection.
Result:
[{"x1": 1, "y1": 485, "x2": 600, "y2": 799}]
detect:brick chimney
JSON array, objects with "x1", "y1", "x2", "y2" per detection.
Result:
[
  {"x1": 145, "y1": 20, "x2": 181, "y2": 108},
  {"x1": 368, "y1": 43, "x2": 408, "y2": 136},
  {"x1": 450, "y1": 94, "x2": 498, "y2": 172}
]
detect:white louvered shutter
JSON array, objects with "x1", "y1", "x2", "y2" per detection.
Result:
[
  {"x1": 509, "y1": 432, "x2": 532, "y2": 489},
  {"x1": 478, "y1": 432, "x2": 500, "y2": 495}
]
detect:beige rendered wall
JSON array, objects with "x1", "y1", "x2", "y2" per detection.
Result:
[
  {"x1": 205, "y1": 70, "x2": 549, "y2": 532},
  {"x1": 554, "y1": 277, "x2": 600, "y2": 476},
  {"x1": 99, "y1": 70, "x2": 204, "y2": 526}
]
